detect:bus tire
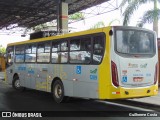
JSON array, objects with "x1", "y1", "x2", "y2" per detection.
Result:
[
  {"x1": 12, "y1": 76, "x2": 25, "y2": 91},
  {"x1": 52, "y1": 80, "x2": 66, "y2": 103}
]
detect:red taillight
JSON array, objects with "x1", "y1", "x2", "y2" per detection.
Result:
[
  {"x1": 111, "y1": 61, "x2": 119, "y2": 87},
  {"x1": 154, "y1": 62, "x2": 159, "y2": 84}
]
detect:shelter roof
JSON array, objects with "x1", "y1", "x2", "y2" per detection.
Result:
[{"x1": 0, "y1": 0, "x2": 109, "y2": 29}]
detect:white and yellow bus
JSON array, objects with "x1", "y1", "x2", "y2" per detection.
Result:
[{"x1": 5, "y1": 26, "x2": 159, "y2": 103}]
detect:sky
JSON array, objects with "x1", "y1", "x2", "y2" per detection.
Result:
[{"x1": 0, "y1": 0, "x2": 160, "y2": 48}]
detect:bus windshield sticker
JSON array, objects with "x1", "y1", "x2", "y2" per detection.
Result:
[
  {"x1": 76, "y1": 66, "x2": 81, "y2": 74},
  {"x1": 133, "y1": 73, "x2": 144, "y2": 77},
  {"x1": 90, "y1": 75, "x2": 97, "y2": 80},
  {"x1": 146, "y1": 73, "x2": 151, "y2": 77},
  {"x1": 122, "y1": 70, "x2": 127, "y2": 75},
  {"x1": 128, "y1": 63, "x2": 138, "y2": 68},
  {"x1": 140, "y1": 63, "x2": 147, "y2": 68},
  {"x1": 90, "y1": 69, "x2": 97, "y2": 74}
]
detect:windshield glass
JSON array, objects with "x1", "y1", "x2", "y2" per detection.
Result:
[{"x1": 115, "y1": 29, "x2": 155, "y2": 55}]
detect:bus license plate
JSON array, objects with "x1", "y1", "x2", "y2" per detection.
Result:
[{"x1": 133, "y1": 77, "x2": 144, "y2": 82}]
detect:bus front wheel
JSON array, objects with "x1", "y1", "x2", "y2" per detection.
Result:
[
  {"x1": 12, "y1": 76, "x2": 25, "y2": 91},
  {"x1": 52, "y1": 80, "x2": 67, "y2": 103}
]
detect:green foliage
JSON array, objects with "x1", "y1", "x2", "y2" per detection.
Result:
[
  {"x1": 32, "y1": 12, "x2": 85, "y2": 32},
  {"x1": 90, "y1": 21, "x2": 105, "y2": 29},
  {"x1": 137, "y1": 9, "x2": 160, "y2": 27},
  {"x1": 32, "y1": 23, "x2": 48, "y2": 32},
  {"x1": 120, "y1": 0, "x2": 160, "y2": 35},
  {"x1": 108, "y1": 19, "x2": 120, "y2": 26},
  {"x1": 69, "y1": 12, "x2": 85, "y2": 20},
  {"x1": 0, "y1": 45, "x2": 6, "y2": 54},
  {"x1": 120, "y1": 0, "x2": 160, "y2": 26}
]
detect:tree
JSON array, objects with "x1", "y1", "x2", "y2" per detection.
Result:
[
  {"x1": 69, "y1": 12, "x2": 85, "y2": 21},
  {"x1": 32, "y1": 23, "x2": 48, "y2": 32},
  {"x1": 108, "y1": 19, "x2": 120, "y2": 26},
  {"x1": 0, "y1": 45, "x2": 6, "y2": 54},
  {"x1": 90, "y1": 21, "x2": 105, "y2": 29},
  {"x1": 120, "y1": 0, "x2": 160, "y2": 35},
  {"x1": 31, "y1": 12, "x2": 85, "y2": 32}
]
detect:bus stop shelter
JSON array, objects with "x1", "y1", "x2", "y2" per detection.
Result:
[{"x1": 0, "y1": 0, "x2": 111, "y2": 34}]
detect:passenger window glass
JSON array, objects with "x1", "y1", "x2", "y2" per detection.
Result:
[
  {"x1": 15, "y1": 46, "x2": 25, "y2": 63},
  {"x1": 81, "y1": 38, "x2": 91, "y2": 51},
  {"x1": 52, "y1": 42, "x2": 60, "y2": 52},
  {"x1": 52, "y1": 52, "x2": 59, "y2": 63},
  {"x1": 25, "y1": 45, "x2": 32, "y2": 53},
  {"x1": 25, "y1": 44, "x2": 36, "y2": 62},
  {"x1": 70, "y1": 38, "x2": 91, "y2": 64},
  {"x1": 37, "y1": 44, "x2": 44, "y2": 53},
  {"x1": 70, "y1": 51, "x2": 91, "y2": 63},
  {"x1": 16, "y1": 46, "x2": 25, "y2": 54},
  {"x1": 70, "y1": 39, "x2": 80, "y2": 51},
  {"x1": 32, "y1": 45, "x2": 37, "y2": 53},
  {"x1": 7, "y1": 46, "x2": 14, "y2": 64},
  {"x1": 37, "y1": 42, "x2": 50, "y2": 63},
  {"x1": 60, "y1": 52, "x2": 68, "y2": 63},
  {"x1": 52, "y1": 41, "x2": 68, "y2": 63},
  {"x1": 93, "y1": 36, "x2": 104, "y2": 64},
  {"x1": 45, "y1": 43, "x2": 51, "y2": 53},
  {"x1": 93, "y1": 36, "x2": 104, "y2": 50},
  {"x1": 61, "y1": 42, "x2": 68, "y2": 51}
]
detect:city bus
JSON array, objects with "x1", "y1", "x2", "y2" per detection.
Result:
[{"x1": 5, "y1": 26, "x2": 159, "y2": 103}]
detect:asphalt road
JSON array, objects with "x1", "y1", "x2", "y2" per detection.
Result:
[{"x1": 0, "y1": 81, "x2": 159, "y2": 120}]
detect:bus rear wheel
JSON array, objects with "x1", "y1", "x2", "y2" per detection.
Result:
[
  {"x1": 52, "y1": 80, "x2": 67, "y2": 103},
  {"x1": 12, "y1": 76, "x2": 25, "y2": 91}
]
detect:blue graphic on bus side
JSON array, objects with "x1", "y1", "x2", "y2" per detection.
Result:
[
  {"x1": 122, "y1": 76, "x2": 127, "y2": 82},
  {"x1": 18, "y1": 66, "x2": 26, "y2": 71},
  {"x1": 28, "y1": 70, "x2": 35, "y2": 74},
  {"x1": 90, "y1": 75, "x2": 97, "y2": 80},
  {"x1": 76, "y1": 66, "x2": 81, "y2": 74}
]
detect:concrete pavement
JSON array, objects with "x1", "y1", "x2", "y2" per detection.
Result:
[
  {"x1": 128, "y1": 89, "x2": 160, "y2": 106},
  {"x1": 0, "y1": 72, "x2": 4, "y2": 80}
]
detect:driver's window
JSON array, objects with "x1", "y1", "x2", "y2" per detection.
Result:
[{"x1": 7, "y1": 46, "x2": 14, "y2": 64}]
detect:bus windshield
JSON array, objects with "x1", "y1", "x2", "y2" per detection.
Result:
[{"x1": 115, "y1": 29, "x2": 155, "y2": 56}]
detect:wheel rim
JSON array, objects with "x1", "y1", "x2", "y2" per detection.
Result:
[
  {"x1": 15, "y1": 79, "x2": 20, "y2": 88},
  {"x1": 54, "y1": 84, "x2": 62, "y2": 98}
]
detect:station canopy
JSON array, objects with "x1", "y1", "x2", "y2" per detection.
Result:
[{"x1": 0, "y1": 0, "x2": 110, "y2": 30}]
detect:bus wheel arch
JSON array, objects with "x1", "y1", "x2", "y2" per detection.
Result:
[
  {"x1": 51, "y1": 77, "x2": 68, "y2": 103},
  {"x1": 12, "y1": 73, "x2": 25, "y2": 91}
]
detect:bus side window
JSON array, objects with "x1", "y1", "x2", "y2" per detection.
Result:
[
  {"x1": 52, "y1": 41, "x2": 68, "y2": 63},
  {"x1": 70, "y1": 38, "x2": 91, "y2": 64},
  {"x1": 52, "y1": 41, "x2": 60, "y2": 63},
  {"x1": 37, "y1": 42, "x2": 50, "y2": 63},
  {"x1": 80, "y1": 38, "x2": 91, "y2": 63},
  {"x1": 93, "y1": 35, "x2": 104, "y2": 64},
  {"x1": 15, "y1": 45, "x2": 25, "y2": 63},
  {"x1": 60, "y1": 41, "x2": 68, "y2": 63},
  {"x1": 25, "y1": 44, "x2": 36, "y2": 63},
  {"x1": 6, "y1": 46, "x2": 14, "y2": 66}
]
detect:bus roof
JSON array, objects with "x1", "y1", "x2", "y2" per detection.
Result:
[
  {"x1": 7, "y1": 26, "x2": 109, "y2": 47},
  {"x1": 7, "y1": 26, "x2": 155, "y2": 47}
]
